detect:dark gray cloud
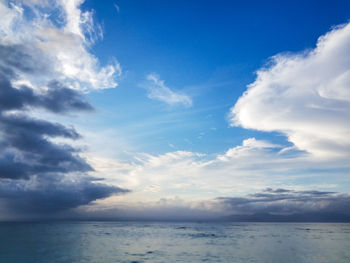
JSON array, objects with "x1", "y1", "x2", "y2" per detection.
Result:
[
  {"x1": 0, "y1": 44, "x2": 43, "y2": 74},
  {"x1": 0, "y1": 43, "x2": 93, "y2": 113},
  {"x1": 0, "y1": 70, "x2": 92, "y2": 180},
  {"x1": 43, "y1": 81, "x2": 94, "y2": 113},
  {"x1": 0, "y1": 43, "x2": 128, "y2": 216},
  {"x1": 0, "y1": 176, "x2": 129, "y2": 213},
  {"x1": 0, "y1": 75, "x2": 93, "y2": 113},
  {"x1": 0, "y1": 113, "x2": 91, "y2": 180},
  {"x1": 218, "y1": 188, "x2": 350, "y2": 221},
  {"x1": 263, "y1": 187, "x2": 292, "y2": 193}
]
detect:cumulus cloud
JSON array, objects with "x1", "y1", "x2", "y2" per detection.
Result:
[
  {"x1": 230, "y1": 23, "x2": 350, "y2": 158},
  {"x1": 0, "y1": 0, "x2": 127, "y2": 217},
  {"x1": 0, "y1": 0, "x2": 121, "y2": 91},
  {"x1": 144, "y1": 74, "x2": 192, "y2": 107}
]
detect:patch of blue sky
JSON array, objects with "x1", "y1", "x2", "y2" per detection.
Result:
[{"x1": 84, "y1": 0, "x2": 350, "y2": 155}]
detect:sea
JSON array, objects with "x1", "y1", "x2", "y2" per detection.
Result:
[{"x1": 0, "y1": 222, "x2": 349, "y2": 263}]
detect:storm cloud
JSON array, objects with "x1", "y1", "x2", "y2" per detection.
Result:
[
  {"x1": 0, "y1": 176, "x2": 128, "y2": 214},
  {"x1": 0, "y1": 2, "x2": 127, "y2": 217},
  {"x1": 0, "y1": 44, "x2": 94, "y2": 179}
]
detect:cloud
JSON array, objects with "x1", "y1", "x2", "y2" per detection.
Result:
[
  {"x1": 0, "y1": 175, "x2": 129, "y2": 214},
  {"x1": 59, "y1": 188, "x2": 350, "y2": 221},
  {"x1": 0, "y1": 0, "x2": 128, "y2": 216},
  {"x1": 218, "y1": 188, "x2": 350, "y2": 219},
  {"x1": 114, "y1": 3, "x2": 120, "y2": 13},
  {"x1": 0, "y1": 0, "x2": 121, "y2": 91},
  {"x1": 0, "y1": 114, "x2": 90, "y2": 180},
  {"x1": 78, "y1": 196, "x2": 220, "y2": 221},
  {"x1": 0, "y1": 49, "x2": 93, "y2": 113},
  {"x1": 230, "y1": 23, "x2": 350, "y2": 158},
  {"x1": 0, "y1": 46, "x2": 92, "y2": 180},
  {"x1": 88, "y1": 137, "x2": 350, "y2": 210},
  {"x1": 241, "y1": 137, "x2": 280, "y2": 148},
  {"x1": 144, "y1": 74, "x2": 192, "y2": 107}
]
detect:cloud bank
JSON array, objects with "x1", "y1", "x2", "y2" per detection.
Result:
[
  {"x1": 0, "y1": 0, "x2": 127, "y2": 218},
  {"x1": 219, "y1": 188, "x2": 349, "y2": 215},
  {"x1": 230, "y1": 23, "x2": 350, "y2": 158},
  {"x1": 90, "y1": 136, "x2": 349, "y2": 206},
  {"x1": 70, "y1": 188, "x2": 350, "y2": 222}
]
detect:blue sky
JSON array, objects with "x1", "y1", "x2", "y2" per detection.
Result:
[
  {"x1": 1, "y1": 0, "x2": 350, "y2": 220},
  {"x1": 83, "y1": 0, "x2": 350, "y2": 154}
]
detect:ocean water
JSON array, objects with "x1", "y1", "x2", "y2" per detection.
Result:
[{"x1": 0, "y1": 222, "x2": 350, "y2": 263}]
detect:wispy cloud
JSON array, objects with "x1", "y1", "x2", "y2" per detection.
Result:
[
  {"x1": 144, "y1": 74, "x2": 192, "y2": 107},
  {"x1": 230, "y1": 23, "x2": 350, "y2": 158},
  {"x1": 114, "y1": 3, "x2": 120, "y2": 13}
]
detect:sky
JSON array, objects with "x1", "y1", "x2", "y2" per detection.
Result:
[{"x1": 1, "y1": 0, "x2": 350, "y2": 221}]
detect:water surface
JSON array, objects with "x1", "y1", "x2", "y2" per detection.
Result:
[{"x1": 0, "y1": 222, "x2": 349, "y2": 263}]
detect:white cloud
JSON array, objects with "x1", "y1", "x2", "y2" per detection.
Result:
[
  {"x1": 230, "y1": 23, "x2": 350, "y2": 158},
  {"x1": 85, "y1": 137, "x2": 350, "y2": 209},
  {"x1": 144, "y1": 74, "x2": 192, "y2": 107},
  {"x1": 0, "y1": 0, "x2": 120, "y2": 91},
  {"x1": 114, "y1": 3, "x2": 120, "y2": 13},
  {"x1": 242, "y1": 137, "x2": 280, "y2": 148}
]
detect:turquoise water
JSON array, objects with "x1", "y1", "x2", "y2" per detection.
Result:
[{"x1": 0, "y1": 222, "x2": 350, "y2": 263}]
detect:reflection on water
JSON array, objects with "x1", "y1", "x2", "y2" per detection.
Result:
[{"x1": 0, "y1": 222, "x2": 350, "y2": 263}]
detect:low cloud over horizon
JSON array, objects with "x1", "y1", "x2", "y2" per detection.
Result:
[
  {"x1": 59, "y1": 188, "x2": 350, "y2": 222},
  {"x1": 218, "y1": 188, "x2": 350, "y2": 218}
]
